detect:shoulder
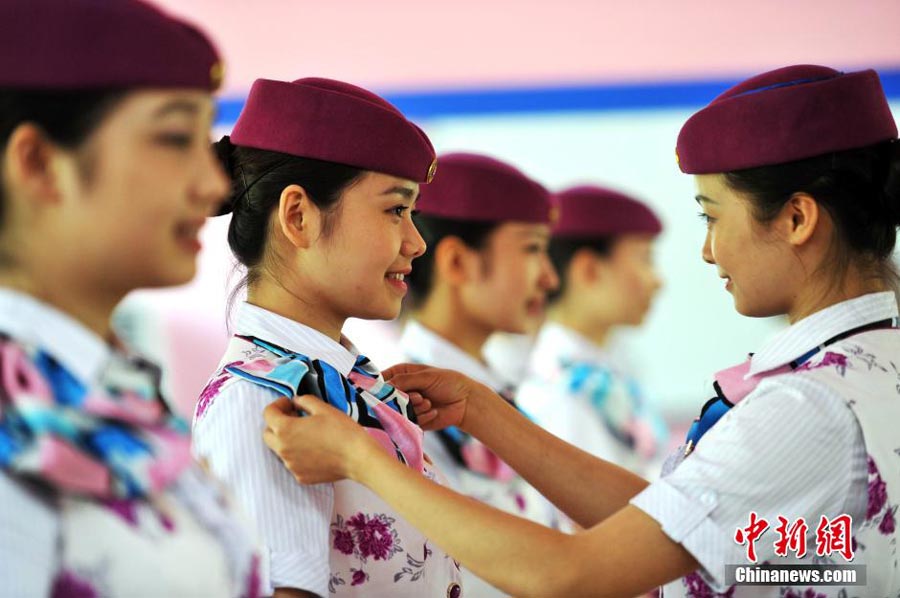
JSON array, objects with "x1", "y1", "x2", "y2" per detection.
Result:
[{"x1": 193, "y1": 369, "x2": 284, "y2": 430}]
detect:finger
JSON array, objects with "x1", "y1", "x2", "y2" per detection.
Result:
[
  {"x1": 262, "y1": 396, "x2": 295, "y2": 431},
  {"x1": 412, "y1": 398, "x2": 433, "y2": 413},
  {"x1": 406, "y1": 391, "x2": 426, "y2": 406},
  {"x1": 292, "y1": 393, "x2": 327, "y2": 415},
  {"x1": 383, "y1": 371, "x2": 432, "y2": 393},
  {"x1": 415, "y1": 409, "x2": 438, "y2": 427},
  {"x1": 383, "y1": 362, "x2": 430, "y2": 381}
]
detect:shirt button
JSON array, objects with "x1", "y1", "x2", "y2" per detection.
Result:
[{"x1": 447, "y1": 582, "x2": 462, "y2": 598}]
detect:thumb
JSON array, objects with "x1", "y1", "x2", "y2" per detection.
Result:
[{"x1": 292, "y1": 393, "x2": 328, "y2": 415}]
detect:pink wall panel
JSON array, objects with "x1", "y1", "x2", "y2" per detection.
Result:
[{"x1": 155, "y1": 0, "x2": 900, "y2": 94}]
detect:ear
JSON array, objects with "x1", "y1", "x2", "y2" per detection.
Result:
[
  {"x1": 276, "y1": 184, "x2": 318, "y2": 249},
  {"x1": 780, "y1": 192, "x2": 820, "y2": 248},
  {"x1": 3, "y1": 123, "x2": 63, "y2": 205},
  {"x1": 569, "y1": 247, "x2": 604, "y2": 287},
  {"x1": 433, "y1": 236, "x2": 479, "y2": 286}
]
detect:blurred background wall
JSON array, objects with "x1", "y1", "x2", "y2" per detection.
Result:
[{"x1": 119, "y1": 0, "x2": 900, "y2": 420}]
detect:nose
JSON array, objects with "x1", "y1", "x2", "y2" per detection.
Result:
[
  {"x1": 701, "y1": 230, "x2": 715, "y2": 265},
  {"x1": 403, "y1": 217, "x2": 427, "y2": 259},
  {"x1": 196, "y1": 145, "x2": 231, "y2": 214},
  {"x1": 650, "y1": 267, "x2": 663, "y2": 294},
  {"x1": 540, "y1": 253, "x2": 560, "y2": 292}
]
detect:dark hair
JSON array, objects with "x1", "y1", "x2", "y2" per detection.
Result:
[
  {"x1": 0, "y1": 88, "x2": 126, "y2": 232},
  {"x1": 405, "y1": 214, "x2": 501, "y2": 305},
  {"x1": 724, "y1": 139, "x2": 900, "y2": 286},
  {"x1": 546, "y1": 236, "x2": 614, "y2": 303},
  {"x1": 214, "y1": 135, "x2": 364, "y2": 301}
]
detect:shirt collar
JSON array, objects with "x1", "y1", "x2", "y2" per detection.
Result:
[
  {"x1": 749, "y1": 291, "x2": 899, "y2": 376},
  {"x1": 400, "y1": 320, "x2": 505, "y2": 389},
  {"x1": 530, "y1": 321, "x2": 609, "y2": 370},
  {"x1": 0, "y1": 287, "x2": 113, "y2": 384},
  {"x1": 235, "y1": 302, "x2": 359, "y2": 375}
]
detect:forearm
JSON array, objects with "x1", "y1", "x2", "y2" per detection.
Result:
[{"x1": 467, "y1": 390, "x2": 649, "y2": 527}]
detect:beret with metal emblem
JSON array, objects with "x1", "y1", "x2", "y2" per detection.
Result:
[
  {"x1": 676, "y1": 65, "x2": 898, "y2": 174},
  {"x1": 416, "y1": 152, "x2": 552, "y2": 223},
  {"x1": 552, "y1": 185, "x2": 662, "y2": 238},
  {"x1": 0, "y1": 0, "x2": 222, "y2": 90},
  {"x1": 229, "y1": 77, "x2": 437, "y2": 184}
]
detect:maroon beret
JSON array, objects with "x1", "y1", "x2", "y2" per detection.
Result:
[
  {"x1": 0, "y1": 0, "x2": 222, "y2": 90},
  {"x1": 416, "y1": 153, "x2": 552, "y2": 223},
  {"x1": 229, "y1": 78, "x2": 437, "y2": 184},
  {"x1": 553, "y1": 185, "x2": 662, "y2": 239},
  {"x1": 677, "y1": 65, "x2": 898, "y2": 174}
]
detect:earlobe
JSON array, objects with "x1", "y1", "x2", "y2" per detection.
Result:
[{"x1": 278, "y1": 184, "x2": 314, "y2": 248}]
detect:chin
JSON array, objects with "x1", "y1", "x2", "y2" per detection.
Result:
[
  {"x1": 503, "y1": 316, "x2": 532, "y2": 335},
  {"x1": 145, "y1": 264, "x2": 197, "y2": 289},
  {"x1": 360, "y1": 301, "x2": 402, "y2": 322},
  {"x1": 732, "y1": 295, "x2": 781, "y2": 319}
]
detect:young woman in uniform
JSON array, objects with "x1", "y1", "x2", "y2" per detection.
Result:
[
  {"x1": 517, "y1": 186, "x2": 667, "y2": 479},
  {"x1": 191, "y1": 77, "x2": 463, "y2": 597},
  {"x1": 0, "y1": 1, "x2": 261, "y2": 596},
  {"x1": 262, "y1": 65, "x2": 900, "y2": 597},
  {"x1": 401, "y1": 152, "x2": 560, "y2": 595}
]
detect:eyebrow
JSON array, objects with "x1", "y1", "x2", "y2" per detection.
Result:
[
  {"x1": 381, "y1": 186, "x2": 418, "y2": 201},
  {"x1": 153, "y1": 100, "x2": 202, "y2": 119},
  {"x1": 516, "y1": 229, "x2": 551, "y2": 240},
  {"x1": 695, "y1": 194, "x2": 719, "y2": 205}
]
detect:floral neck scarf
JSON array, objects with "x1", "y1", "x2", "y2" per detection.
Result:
[
  {"x1": 220, "y1": 334, "x2": 425, "y2": 471},
  {"x1": 0, "y1": 334, "x2": 191, "y2": 498}
]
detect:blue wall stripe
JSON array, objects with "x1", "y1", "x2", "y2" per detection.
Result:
[{"x1": 217, "y1": 68, "x2": 900, "y2": 124}]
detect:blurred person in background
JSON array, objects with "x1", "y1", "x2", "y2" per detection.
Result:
[
  {"x1": 0, "y1": 1, "x2": 262, "y2": 596},
  {"x1": 263, "y1": 64, "x2": 900, "y2": 597},
  {"x1": 517, "y1": 186, "x2": 668, "y2": 485},
  {"x1": 192, "y1": 77, "x2": 463, "y2": 597},
  {"x1": 401, "y1": 152, "x2": 560, "y2": 596}
]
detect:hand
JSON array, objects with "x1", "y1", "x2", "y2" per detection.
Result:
[
  {"x1": 382, "y1": 363, "x2": 492, "y2": 432},
  {"x1": 262, "y1": 395, "x2": 376, "y2": 484}
]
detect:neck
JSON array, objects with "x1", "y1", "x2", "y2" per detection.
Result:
[
  {"x1": 249, "y1": 273, "x2": 346, "y2": 342},
  {"x1": 548, "y1": 296, "x2": 612, "y2": 347},
  {"x1": 0, "y1": 267, "x2": 119, "y2": 340},
  {"x1": 414, "y1": 292, "x2": 492, "y2": 362},
  {"x1": 787, "y1": 268, "x2": 889, "y2": 324}
]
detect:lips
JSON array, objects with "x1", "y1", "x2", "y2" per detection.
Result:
[
  {"x1": 174, "y1": 218, "x2": 206, "y2": 253},
  {"x1": 525, "y1": 297, "x2": 545, "y2": 314}
]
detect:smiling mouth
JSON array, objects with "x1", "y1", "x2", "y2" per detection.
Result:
[
  {"x1": 175, "y1": 220, "x2": 205, "y2": 252},
  {"x1": 386, "y1": 273, "x2": 406, "y2": 281}
]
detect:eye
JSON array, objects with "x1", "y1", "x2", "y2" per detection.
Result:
[
  {"x1": 388, "y1": 205, "x2": 410, "y2": 218},
  {"x1": 697, "y1": 212, "x2": 716, "y2": 226},
  {"x1": 524, "y1": 243, "x2": 547, "y2": 254},
  {"x1": 155, "y1": 132, "x2": 193, "y2": 149}
]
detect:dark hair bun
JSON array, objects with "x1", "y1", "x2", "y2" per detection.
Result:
[
  {"x1": 213, "y1": 135, "x2": 237, "y2": 215},
  {"x1": 883, "y1": 139, "x2": 900, "y2": 227}
]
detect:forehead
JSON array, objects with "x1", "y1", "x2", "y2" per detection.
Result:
[
  {"x1": 695, "y1": 173, "x2": 730, "y2": 198},
  {"x1": 98, "y1": 89, "x2": 216, "y2": 130},
  {"x1": 491, "y1": 221, "x2": 551, "y2": 241},
  {"x1": 351, "y1": 171, "x2": 419, "y2": 196},
  {"x1": 615, "y1": 234, "x2": 656, "y2": 250}
]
